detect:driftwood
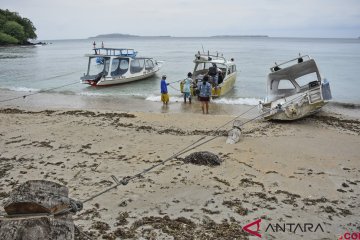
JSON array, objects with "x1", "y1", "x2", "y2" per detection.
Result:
[
  {"x1": 0, "y1": 180, "x2": 76, "y2": 240},
  {"x1": 4, "y1": 180, "x2": 71, "y2": 215},
  {"x1": 0, "y1": 216, "x2": 74, "y2": 240}
]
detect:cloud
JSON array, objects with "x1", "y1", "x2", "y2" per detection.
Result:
[{"x1": 0, "y1": 0, "x2": 359, "y2": 39}]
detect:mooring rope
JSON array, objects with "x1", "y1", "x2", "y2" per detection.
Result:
[
  {"x1": 54, "y1": 93, "x2": 308, "y2": 216},
  {"x1": 167, "y1": 79, "x2": 184, "y2": 85},
  {"x1": 53, "y1": 104, "x2": 259, "y2": 215},
  {"x1": 168, "y1": 84, "x2": 182, "y2": 92},
  {"x1": 0, "y1": 81, "x2": 80, "y2": 103},
  {"x1": 76, "y1": 94, "x2": 308, "y2": 206},
  {"x1": 28, "y1": 70, "x2": 81, "y2": 83},
  {"x1": 0, "y1": 69, "x2": 82, "y2": 103}
]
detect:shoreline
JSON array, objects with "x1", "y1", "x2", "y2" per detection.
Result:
[{"x1": 0, "y1": 88, "x2": 359, "y2": 119}]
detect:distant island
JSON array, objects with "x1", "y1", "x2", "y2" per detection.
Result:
[
  {"x1": 0, "y1": 9, "x2": 37, "y2": 46},
  {"x1": 210, "y1": 35, "x2": 269, "y2": 38},
  {"x1": 89, "y1": 33, "x2": 270, "y2": 39},
  {"x1": 89, "y1": 33, "x2": 171, "y2": 39}
]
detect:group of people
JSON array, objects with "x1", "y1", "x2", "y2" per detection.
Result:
[{"x1": 160, "y1": 71, "x2": 213, "y2": 114}]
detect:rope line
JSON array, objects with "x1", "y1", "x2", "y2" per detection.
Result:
[
  {"x1": 168, "y1": 79, "x2": 184, "y2": 85},
  {"x1": 29, "y1": 70, "x2": 81, "y2": 83},
  {"x1": 78, "y1": 104, "x2": 259, "y2": 205},
  {"x1": 55, "y1": 93, "x2": 308, "y2": 216},
  {"x1": 53, "y1": 104, "x2": 260, "y2": 216},
  {"x1": 0, "y1": 81, "x2": 79, "y2": 103},
  {"x1": 168, "y1": 84, "x2": 182, "y2": 92}
]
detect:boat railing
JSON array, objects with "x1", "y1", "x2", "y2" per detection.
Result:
[
  {"x1": 195, "y1": 50, "x2": 227, "y2": 62},
  {"x1": 93, "y1": 48, "x2": 137, "y2": 57},
  {"x1": 270, "y1": 54, "x2": 311, "y2": 72}
]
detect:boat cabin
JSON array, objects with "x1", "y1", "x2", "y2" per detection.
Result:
[
  {"x1": 81, "y1": 48, "x2": 159, "y2": 86},
  {"x1": 181, "y1": 51, "x2": 237, "y2": 97},
  {"x1": 266, "y1": 55, "x2": 322, "y2": 102},
  {"x1": 193, "y1": 51, "x2": 236, "y2": 82}
]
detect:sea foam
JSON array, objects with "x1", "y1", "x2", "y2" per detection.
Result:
[
  {"x1": 146, "y1": 95, "x2": 262, "y2": 105},
  {"x1": 79, "y1": 92, "x2": 107, "y2": 97},
  {"x1": 145, "y1": 95, "x2": 184, "y2": 102},
  {"x1": 212, "y1": 97, "x2": 263, "y2": 106},
  {"x1": 8, "y1": 87, "x2": 40, "y2": 92}
]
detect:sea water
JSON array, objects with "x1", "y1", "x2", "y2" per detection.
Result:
[{"x1": 0, "y1": 37, "x2": 359, "y2": 105}]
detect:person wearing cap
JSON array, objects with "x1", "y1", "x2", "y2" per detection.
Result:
[
  {"x1": 182, "y1": 72, "x2": 193, "y2": 104},
  {"x1": 160, "y1": 75, "x2": 169, "y2": 105}
]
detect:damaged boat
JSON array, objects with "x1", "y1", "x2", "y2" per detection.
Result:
[{"x1": 259, "y1": 55, "x2": 332, "y2": 120}]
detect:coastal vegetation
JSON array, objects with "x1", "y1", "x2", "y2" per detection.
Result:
[{"x1": 0, "y1": 9, "x2": 37, "y2": 45}]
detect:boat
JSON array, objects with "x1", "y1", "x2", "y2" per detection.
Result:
[
  {"x1": 80, "y1": 47, "x2": 162, "y2": 86},
  {"x1": 180, "y1": 51, "x2": 237, "y2": 98},
  {"x1": 259, "y1": 54, "x2": 332, "y2": 120}
]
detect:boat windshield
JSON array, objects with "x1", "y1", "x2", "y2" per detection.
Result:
[
  {"x1": 145, "y1": 59, "x2": 155, "y2": 71},
  {"x1": 130, "y1": 59, "x2": 145, "y2": 74},
  {"x1": 88, "y1": 57, "x2": 110, "y2": 76},
  {"x1": 194, "y1": 62, "x2": 227, "y2": 78},
  {"x1": 111, "y1": 58, "x2": 129, "y2": 76},
  {"x1": 294, "y1": 72, "x2": 319, "y2": 89}
]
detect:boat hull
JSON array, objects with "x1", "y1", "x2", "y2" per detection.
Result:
[
  {"x1": 263, "y1": 100, "x2": 327, "y2": 121},
  {"x1": 81, "y1": 70, "x2": 158, "y2": 86},
  {"x1": 212, "y1": 72, "x2": 236, "y2": 97},
  {"x1": 260, "y1": 89, "x2": 329, "y2": 121},
  {"x1": 181, "y1": 73, "x2": 237, "y2": 98}
]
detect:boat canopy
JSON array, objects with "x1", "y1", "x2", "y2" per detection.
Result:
[
  {"x1": 88, "y1": 48, "x2": 138, "y2": 58},
  {"x1": 194, "y1": 51, "x2": 234, "y2": 65},
  {"x1": 266, "y1": 57, "x2": 321, "y2": 101}
]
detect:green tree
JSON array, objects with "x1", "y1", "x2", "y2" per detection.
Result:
[
  {"x1": 0, "y1": 32, "x2": 19, "y2": 45},
  {"x1": 3, "y1": 21, "x2": 26, "y2": 43},
  {"x1": 0, "y1": 14, "x2": 6, "y2": 31},
  {"x1": 0, "y1": 9, "x2": 37, "y2": 45},
  {"x1": 20, "y1": 18, "x2": 37, "y2": 39}
]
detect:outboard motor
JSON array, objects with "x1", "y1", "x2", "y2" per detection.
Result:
[{"x1": 321, "y1": 78, "x2": 332, "y2": 100}]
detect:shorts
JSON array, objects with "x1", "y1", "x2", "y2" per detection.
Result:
[
  {"x1": 184, "y1": 92, "x2": 191, "y2": 98},
  {"x1": 161, "y1": 93, "x2": 169, "y2": 103},
  {"x1": 199, "y1": 96, "x2": 210, "y2": 102}
]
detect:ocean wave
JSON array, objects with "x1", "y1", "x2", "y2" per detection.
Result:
[
  {"x1": 79, "y1": 92, "x2": 107, "y2": 97},
  {"x1": 146, "y1": 95, "x2": 262, "y2": 105},
  {"x1": 212, "y1": 97, "x2": 263, "y2": 105},
  {"x1": 8, "y1": 87, "x2": 40, "y2": 92},
  {"x1": 145, "y1": 95, "x2": 184, "y2": 102}
]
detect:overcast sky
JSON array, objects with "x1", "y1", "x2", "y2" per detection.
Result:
[{"x1": 1, "y1": 0, "x2": 359, "y2": 40}]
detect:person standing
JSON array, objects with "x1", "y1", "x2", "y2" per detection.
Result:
[
  {"x1": 198, "y1": 75, "x2": 212, "y2": 114},
  {"x1": 182, "y1": 72, "x2": 193, "y2": 103},
  {"x1": 160, "y1": 75, "x2": 169, "y2": 105}
]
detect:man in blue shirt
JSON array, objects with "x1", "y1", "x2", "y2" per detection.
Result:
[{"x1": 160, "y1": 75, "x2": 169, "y2": 105}]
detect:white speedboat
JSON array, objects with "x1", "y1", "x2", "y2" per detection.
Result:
[
  {"x1": 260, "y1": 55, "x2": 332, "y2": 120},
  {"x1": 80, "y1": 47, "x2": 162, "y2": 86},
  {"x1": 181, "y1": 51, "x2": 237, "y2": 97}
]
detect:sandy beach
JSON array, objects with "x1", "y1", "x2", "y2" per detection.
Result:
[{"x1": 0, "y1": 96, "x2": 359, "y2": 239}]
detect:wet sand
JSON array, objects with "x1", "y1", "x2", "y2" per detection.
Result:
[
  {"x1": 0, "y1": 89, "x2": 255, "y2": 116},
  {"x1": 0, "y1": 91, "x2": 360, "y2": 239}
]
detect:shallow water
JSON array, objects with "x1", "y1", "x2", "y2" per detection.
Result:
[{"x1": 0, "y1": 37, "x2": 359, "y2": 105}]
